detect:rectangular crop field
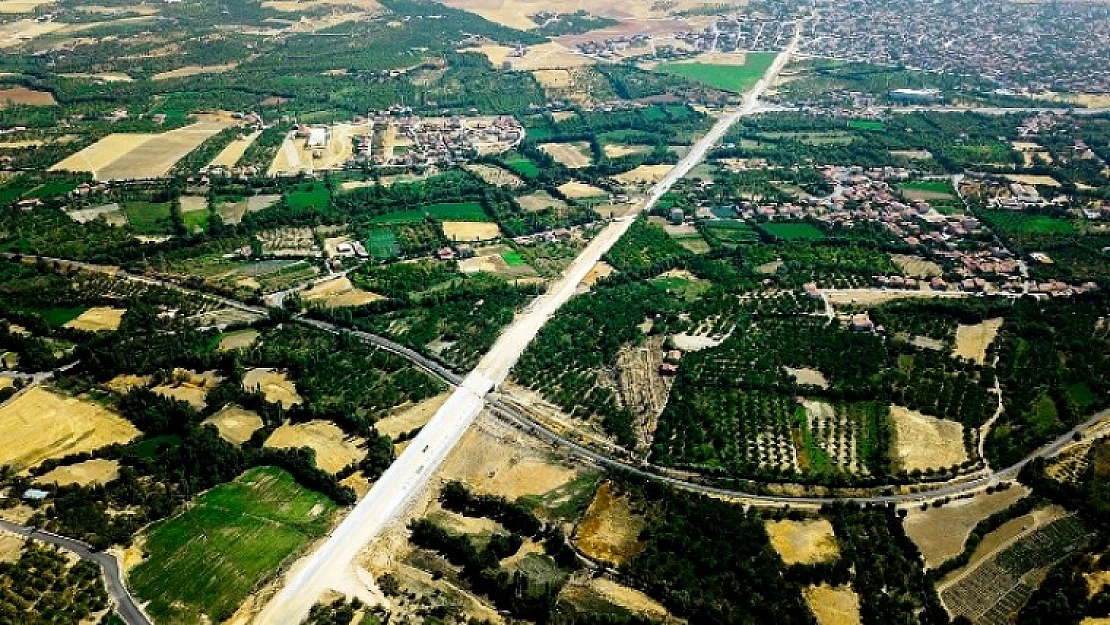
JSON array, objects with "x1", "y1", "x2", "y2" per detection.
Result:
[
  {"x1": 501, "y1": 153, "x2": 540, "y2": 178},
  {"x1": 372, "y1": 201, "x2": 490, "y2": 224},
  {"x1": 848, "y1": 119, "x2": 885, "y2": 131},
  {"x1": 979, "y1": 210, "x2": 1076, "y2": 236},
  {"x1": 51, "y1": 121, "x2": 231, "y2": 180},
  {"x1": 130, "y1": 466, "x2": 336, "y2": 624},
  {"x1": 284, "y1": 183, "x2": 330, "y2": 211},
  {"x1": 655, "y1": 53, "x2": 777, "y2": 93},
  {"x1": 758, "y1": 222, "x2": 826, "y2": 240}
]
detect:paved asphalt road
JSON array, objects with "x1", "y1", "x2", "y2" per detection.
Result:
[
  {"x1": 0, "y1": 520, "x2": 151, "y2": 625},
  {"x1": 254, "y1": 25, "x2": 807, "y2": 625}
]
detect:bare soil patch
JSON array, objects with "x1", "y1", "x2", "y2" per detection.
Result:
[
  {"x1": 0, "y1": 377, "x2": 14, "y2": 391},
  {"x1": 0, "y1": 387, "x2": 140, "y2": 471},
  {"x1": 890, "y1": 405, "x2": 967, "y2": 472},
  {"x1": 563, "y1": 576, "x2": 676, "y2": 621},
  {"x1": 952, "y1": 318, "x2": 1002, "y2": 365},
  {"x1": 63, "y1": 307, "x2": 125, "y2": 331},
  {"x1": 516, "y1": 190, "x2": 569, "y2": 213},
  {"x1": 301, "y1": 277, "x2": 384, "y2": 308},
  {"x1": 573, "y1": 482, "x2": 646, "y2": 566},
  {"x1": 765, "y1": 519, "x2": 839, "y2": 565},
  {"x1": 539, "y1": 141, "x2": 592, "y2": 169},
  {"x1": 0, "y1": 0, "x2": 54, "y2": 13},
  {"x1": 903, "y1": 486, "x2": 1029, "y2": 569},
  {"x1": 533, "y1": 69, "x2": 573, "y2": 88},
  {"x1": 465, "y1": 163, "x2": 523, "y2": 188},
  {"x1": 37, "y1": 458, "x2": 120, "y2": 487},
  {"x1": 442, "y1": 221, "x2": 502, "y2": 241},
  {"x1": 472, "y1": 42, "x2": 592, "y2": 69},
  {"x1": 438, "y1": 415, "x2": 580, "y2": 500},
  {"x1": 613, "y1": 164, "x2": 673, "y2": 186},
  {"x1": 803, "y1": 584, "x2": 861, "y2": 625},
  {"x1": 0, "y1": 87, "x2": 55, "y2": 107},
  {"x1": 203, "y1": 406, "x2": 263, "y2": 445},
  {"x1": 891, "y1": 254, "x2": 942, "y2": 278},
  {"x1": 264, "y1": 420, "x2": 364, "y2": 473},
  {"x1": 785, "y1": 366, "x2": 829, "y2": 389},
  {"x1": 375, "y1": 393, "x2": 451, "y2": 439}
]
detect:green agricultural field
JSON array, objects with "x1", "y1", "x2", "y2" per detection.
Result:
[
  {"x1": 758, "y1": 222, "x2": 826, "y2": 241},
  {"x1": 367, "y1": 229, "x2": 401, "y2": 260},
  {"x1": 122, "y1": 201, "x2": 174, "y2": 233},
  {"x1": 24, "y1": 181, "x2": 79, "y2": 200},
  {"x1": 285, "y1": 183, "x2": 331, "y2": 211},
  {"x1": 655, "y1": 53, "x2": 777, "y2": 93},
  {"x1": 11, "y1": 305, "x2": 88, "y2": 327},
  {"x1": 847, "y1": 119, "x2": 885, "y2": 131},
  {"x1": 130, "y1": 466, "x2": 336, "y2": 624},
  {"x1": 900, "y1": 180, "x2": 954, "y2": 195},
  {"x1": 501, "y1": 153, "x2": 540, "y2": 178},
  {"x1": 702, "y1": 220, "x2": 760, "y2": 245},
  {"x1": 182, "y1": 209, "x2": 210, "y2": 231},
  {"x1": 501, "y1": 251, "x2": 526, "y2": 266},
  {"x1": 371, "y1": 201, "x2": 490, "y2": 225},
  {"x1": 980, "y1": 210, "x2": 1077, "y2": 235}
]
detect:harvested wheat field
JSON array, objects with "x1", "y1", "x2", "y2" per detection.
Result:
[
  {"x1": 574, "y1": 481, "x2": 645, "y2": 566},
  {"x1": 301, "y1": 277, "x2": 384, "y2": 308},
  {"x1": 203, "y1": 406, "x2": 263, "y2": 445},
  {"x1": 0, "y1": 0, "x2": 54, "y2": 13},
  {"x1": 37, "y1": 458, "x2": 121, "y2": 487},
  {"x1": 903, "y1": 485, "x2": 1029, "y2": 569},
  {"x1": 152, "y1": 63, "x2": 238, "y2": 81},
  {"x1": 439, "y1": 415, "x2": 580, "y2": 499},
  {"x1": 0, "y1": 532, "x2": 22, "y2": 564},
  {"x1": 581, "y1": 261, "x2": 614, "y2": 287},
  {"x1": 473, "y1": 42, "x2": 592, "y2": 69},
  {"x1": 890, "y1": 405, "x2": 967, "y2": 472},
  {"x1": 953, "y1": 318, "x2": 1002, "y2": 364},
  {"x1": 766, "y1": 519, "x2": 839, "y2": 565},
  {"x1": 0, "y1": 387, "x2": 140, "y2": 471},
  {"x1": 1004, "y1": 173, "x2": 1060, "y2": 187},
  {"x1": 560, "y1": 576, "x2": 674, "y2": 622},
  {"x1": 464, "y1": 163, "x2": 523, "y2": 188},
  {"x1": 153, "y1": 369, "x2": 222, "y2": 410},
  {"x1": 265, "y1": 420, "x2": 364, "y2": 473},
  {"x1": 104, "y1": 374, "x2": 151, "y2": 394},
  {"x1": 243, "y1": 368, "x2": 302, "y2": 407},
  {"x1": 442, "y1": 221, "x2": 502, "y2": 241},
  {"x1": 613, "y1": 164, "x2": 673, "y2": 186},
  {"x1": 208, "y1": 130, "x2": 261, "y2": 168},
  {"x1": 558, "y1": 180, "x2": 606, "y2": 199},
  {"x1": 533, "y1": 68, "x2": 573, "y2": 88},
  {"x1": 0, "y1": 87, "x2": 55, "y2": 107},
  {"x1": 891, "y1": 254, "x2": 942, "y2": 278},
  {"x1": 218, "y1": 329, "x2": 259, "y2": 352},
  {"x1": 539, "y1": 141, "x2": 592, "y2": 168},
  {"x1": 804, "y1": 584, "x2": 861, "y2": 625},
  {"x1": 63, "y1": 307, "x2": 125, "y2": 331},
  {"x1": 0, "y1": 377, "x2": 14, "y2": 391},
  {"x1": 375, "y1": 393, "x2": 451, "y2": 439},
  {"x1": 52, "y1": 120, "x2": 231, "y2": 180},
  {"x1": 516, "y1": 190, "x2": 568, "y2": 213},
  {"x1": 603, "y1": 144, "x2": 650, "y2": 159}
]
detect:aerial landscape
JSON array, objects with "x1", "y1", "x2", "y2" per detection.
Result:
[{"x1": 0, "y1": 0, "x2": 1108, "y2": 623}]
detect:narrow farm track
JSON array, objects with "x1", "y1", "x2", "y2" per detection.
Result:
[{"x1": 0, "y1": 520, "x2": 151, "y2": 625}]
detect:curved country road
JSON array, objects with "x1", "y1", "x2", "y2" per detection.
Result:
[{"x1": 0, "y1": 519, "x2": 151, "y2": 625}]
